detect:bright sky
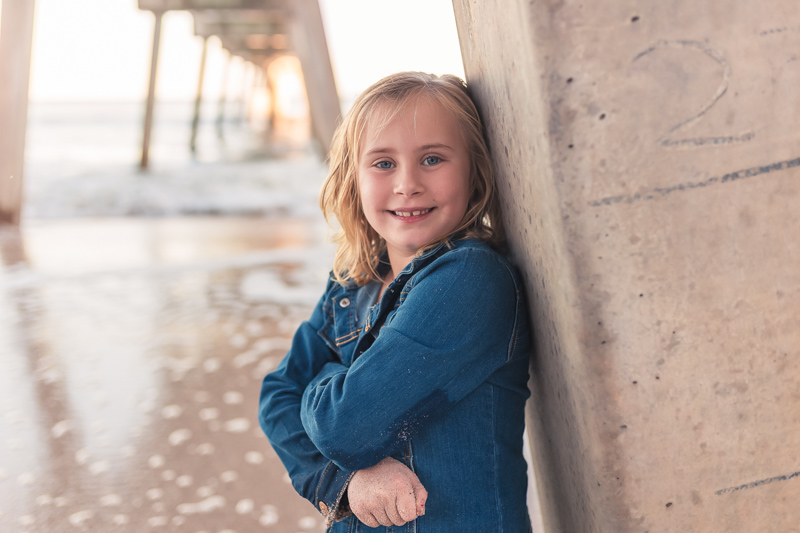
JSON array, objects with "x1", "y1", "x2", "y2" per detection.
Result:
[{"x1": 12, "y1": 0, "x2": 465, "y2": 103}]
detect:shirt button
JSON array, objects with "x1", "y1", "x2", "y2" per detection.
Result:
[
  {"x1": 319, "y1": 501, "x2": 329, "y2": 515},
  {"x1": 339, "y1": 298, "x2": 350, "y2": 308}
]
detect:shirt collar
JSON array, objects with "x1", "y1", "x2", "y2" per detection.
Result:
[
  {"x1": 397, "y1": 240, "x2": 449, "y2": 276},
  {"x1": 344, "y1": 237, "x2": 480, "y2": 288}
]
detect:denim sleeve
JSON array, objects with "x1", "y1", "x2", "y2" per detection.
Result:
[
  {"x1": 258, "y1": 278, "x2": 354, "y2": 523},
  {"x1": 300, "y1": 248, "x2": 524, "y2": 472}
]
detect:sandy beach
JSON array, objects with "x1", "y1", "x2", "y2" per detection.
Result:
[
  {"x1": 0, "y1": 99, "x2": 341, "y2": 531},
  {"x1": 0, "y1": 215, "x2": 335, "y2": 532}
]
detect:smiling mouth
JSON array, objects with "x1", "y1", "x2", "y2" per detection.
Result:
[{"x1": 391, "y1": 208, "x2": 432, "y2": 217}]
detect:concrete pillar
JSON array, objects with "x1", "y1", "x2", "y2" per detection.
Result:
[
  {"x1": 140, "y1": 10, "x2": 164, "y2": 171},
  {"x1": 452, "y1": 1, "x2": 800, "y2": 532},
  {"x1": 190, "y1": 36, "x2": 209, "y2": 154},
  {"x1": 216, "y1": 49, "x2": 231, "y2": 139},
  {"x1": 0, "y1": 0, "x2": 36, "y2": 224},
  {"x1": 290, "y1": 0, "x2": 341, "y2": 153},
  {"x1": 236, "y1": 60, "x2": 250, "y2": 125},
  {"x1": 263, "y1": 63, "x2": 276, "y2": 130},
  {"x1": 247, "y1": 64, "x2": 262, "y2": 123}
]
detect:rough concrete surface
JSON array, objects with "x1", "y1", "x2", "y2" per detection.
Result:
[{"x1": 453, "y1": 1, "x2": 800, "y2": 531}]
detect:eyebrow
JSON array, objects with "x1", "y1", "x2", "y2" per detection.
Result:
[
  {"x1": 420, "y1": 143, "x2": 455, "y2": 152},
  {"x1": 364, "y1": 147, "x2": 393, "y2": 156},
  {"x1": 363, "y1": 143, "x2": 455, "y2": 156}
]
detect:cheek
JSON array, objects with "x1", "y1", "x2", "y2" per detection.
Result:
[
  {"x1": 455, "y1": 171, "x2": 472, "y2": 209},
  {"x1": 357, "y1": 180, "x2": 373, "y2": 211},
  {"x1": 356, "y1": 172, "x2": 369, "y2": 204},
  {"x1": 358, "y1": 182, "x2": 385, "y2": 225}
]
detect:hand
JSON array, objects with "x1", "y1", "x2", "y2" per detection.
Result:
[{"x1": 347, "y1": 457, "x2": 428, "y2": 527}]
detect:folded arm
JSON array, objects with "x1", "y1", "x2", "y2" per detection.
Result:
[
  {"x1": 258, "y1": 279, "x2": 354, "y2": 522},
  {"x1": 300, "y1": 249, "x2": 522, "y2": 472}
]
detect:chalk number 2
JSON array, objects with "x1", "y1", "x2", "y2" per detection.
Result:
[{"x1": 633, "y1": 39, "x2": 754, "y2": 149}]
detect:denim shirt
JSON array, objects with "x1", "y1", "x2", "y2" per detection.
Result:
[{"x1": 259, "y1": 238, "x2": 532, "y2": 532}]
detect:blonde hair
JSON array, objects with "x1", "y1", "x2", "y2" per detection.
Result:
[{"x1": 320, "y1": 72, "x2": 502, "y2": 286}]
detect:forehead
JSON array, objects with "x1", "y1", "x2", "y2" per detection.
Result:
[{"x1": 358, "y1": 95, "x2": 464, "y2": 154}]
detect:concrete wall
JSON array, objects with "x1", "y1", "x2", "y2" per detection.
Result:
[
  {"x1": 452, "y1": 1, "x2": 800, "y2": 531},
  {"x1": 0, "y1": 0, "x2": 36, "y2": 224}
]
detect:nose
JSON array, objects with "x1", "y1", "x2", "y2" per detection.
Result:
[{"x1": 393, "y1": 165, "x2": 424, "y2": 197}]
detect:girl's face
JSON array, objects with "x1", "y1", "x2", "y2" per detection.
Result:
[{"x1": 357, "y1": 97, "x2": 471, "y2": 271}]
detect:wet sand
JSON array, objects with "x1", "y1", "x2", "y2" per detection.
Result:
[{"x1": 0, "y1": 216, "x2": 334, "y2": 532}]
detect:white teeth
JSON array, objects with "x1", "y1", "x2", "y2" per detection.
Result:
[{"x1": 393, "y1": 209, "x2": 430, "y2": 217}]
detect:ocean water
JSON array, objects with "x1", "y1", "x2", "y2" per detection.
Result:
[{"x1": 23, "y1": 101, "x2": 327, "y2": 219}]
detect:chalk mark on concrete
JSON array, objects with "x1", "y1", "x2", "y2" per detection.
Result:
[
  {"x1": 633, "y1": 40, "x2": 752, "y2": 149},
  {"x1": 660, "y1": 132, "x2": 755, "y2": 148},
  {"x1": 588, "y1": 156, "x2": 800, "y2": 207},
  {"x1": 634, "y1": 40, "x2": 730, "y2": 135},
  {"x1": 759, "y1": 24, "x2": 800, "y2": 37},
  {"x1": 715, "y1": 470, "x2": 800, "y2": 496}
]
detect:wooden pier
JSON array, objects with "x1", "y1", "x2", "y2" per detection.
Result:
[
  {"x1": 137, "y1": 0, "x2": 340, "y2": 169},
  {"x1": 0, "y1": 0, "x2": 340, "y2": 223}
]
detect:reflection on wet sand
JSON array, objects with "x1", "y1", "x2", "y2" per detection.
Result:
[{"x1": 0, "y1": 217, "x2": 333, "y2": 532}]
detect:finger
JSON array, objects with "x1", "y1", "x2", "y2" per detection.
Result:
[
  {"x1": 350, "y1": 502, "x2": 377, "y2": 528},
  {"x1": 359, "y1": 511, "x2": 380, "y2": 529},
  {"x1": 396, "y1": 490, "x2": 417, "y2": 523},
  {"x1": 411, "y1": 476, "x2": 428, "y2": 516},
  {"x1": 385, "y1": 495, "x2": 408, "y2": 526},
  {"x1": 373, "y1": 507, "x2": 394, "y2": 527}
]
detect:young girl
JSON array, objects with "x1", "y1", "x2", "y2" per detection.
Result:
[{"x1": 259, "y1": 72, "x2": 532, "y2": 532}]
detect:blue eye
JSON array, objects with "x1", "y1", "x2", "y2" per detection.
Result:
[
  {"x1": 376, "y1": 160, "x2": 394, "y2": 169},
  {"x1": 423, "y1": 156, "x2": 441, "y2": 166}
]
